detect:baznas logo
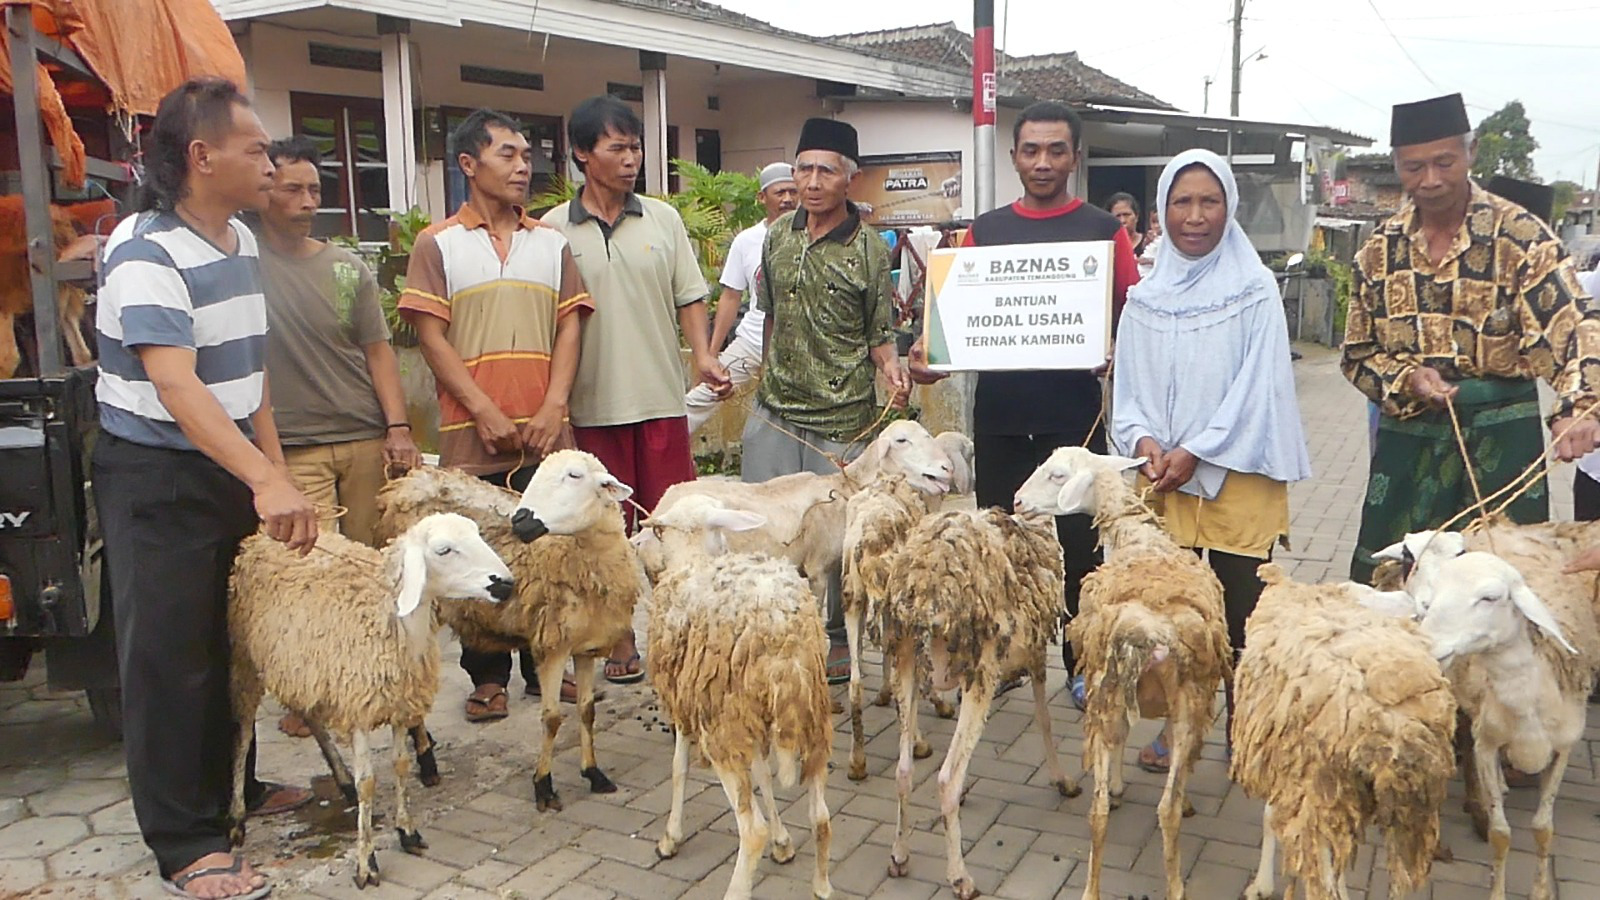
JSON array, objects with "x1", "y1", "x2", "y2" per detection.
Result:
[
  {"x1": 962, "y1": 259, "x2": 976, "y2": 274},
  {"x1": 1083, "y1": 255, "x2": 1099, "y2": 276}
]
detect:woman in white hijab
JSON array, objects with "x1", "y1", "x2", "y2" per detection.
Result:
[{"x1": 1111, "y1": 149, "x2": 1311, "y2": 772}]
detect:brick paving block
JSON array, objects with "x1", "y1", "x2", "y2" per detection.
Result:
[
  {"x1": 466, "y1": 789, "x2": 543, "y2": 822},
  {"x1": 748, "y1": 869, "x2": 822, "y2": 900},
  {"x1": 453, "y1": 857, "x2": 523, "y2": 890},
  {"x1": 961, "y1": 821, "x2": 1038, "y2": 873},
  {"x1": 829, "y1": 840, "x2": 892, "y2": 896},
  {"x1": 547, "y1": 881, "x2": 618, "y2": 900},
  {"x1": 0, "y1": 798, "x2": 22, "y2": 831},
  {"x1": 1198, "y1": 834, "x2": 1265, "y2": 871},
  {"x1": 557, "y1": 798, "x2": 657, "y2": 836},
  {"x1": 86, "y1": 798, "x2": 139, "y2": 836},
  {"x1": 0, "y1": 858, "x2": 47, "y2": 894},
  {"x1": 570, "y1": 828, "x2": 663, "y2": 869},
  {"x1": 1185, "y1": 858, "x2": 1254, "y2": 898},
  {"x1": 650, "y1": 827, "x2": 737, "y2": 883},
  {"x1": 1060, "y1": 861, "x2": 1166, "y2": 897},
  {"x1": 1129, "y1": 830, "x2": 1201, "y2": 881},
  {"x1": 369, "y1": 850, "x2": 460, "y2": 892},
  {"x1": 500, "y1": 847, "x2": 603, "y2": 899},
  {"x1": 412, "y1": 827, "x2": 496, "y2": 869},
  {"x1": 18, "y1": 874, "x2": 124, "y2": 898},
  {"x1": 874, "y1": 873, "x2": 942, "y2": 900},
  {"x1": 993, "y1": 850, "x2": 1076, "y2": 899},
  {"x1": 46, "y1": 832, "x2": 146, "y2": 880},
  {"x1": 0, "y1": 814, "x2": 87, "y2": 859},
  {"x1": 26, "y1": 777, "x2": 129, "y2": 817},
  {"x1": 2, "y1": 763, "x2": 69, "y2": 798},
  {"x1": 433, "y1": 807, "x2": 537, "y2": 846},
  {"x1": 494, "y1": 819, "x2": 586, "y2": 866},
  {"x1": 423, "y1": 885, "x2": 501, "y2": 900},
  {"x1": 311, "y1": 877, "x2": 424, "y2": 899},
  {"x1": 576, "y1": 858, "x2": 689, "y2": 899}
]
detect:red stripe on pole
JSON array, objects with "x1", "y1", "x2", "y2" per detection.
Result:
[{"x1": 973, "y1": 24, "x2": 996, "y2": 127}]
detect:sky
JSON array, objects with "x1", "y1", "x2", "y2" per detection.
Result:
[{"x1": 713, "y1": 0, "x2": 1600, "y2": 187}]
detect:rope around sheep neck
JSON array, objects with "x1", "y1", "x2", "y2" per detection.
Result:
[{"x1": 1443, "y1": 394, "x2": 1496, "y2": 553}]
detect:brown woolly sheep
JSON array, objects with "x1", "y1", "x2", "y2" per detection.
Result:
[
  {"x1": 226, "y1": 513, "x2": 513, "y2": 888},
  {"x1": 1014, "y1": 446, "x2": 1232, "y2": 900},
  {"x1": 1234, "y1": 565, "x2": 1456, "y2": 900},
  {"x1": 645, "y1": 495, "x2": 835, "y2": 900},
  {"x1": 375, "y1": 452, "x2": 642, "y2": 813}
]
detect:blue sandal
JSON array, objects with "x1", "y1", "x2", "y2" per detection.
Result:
[
  {"x1": 1138, "y1": 734, "x2": 1172, "y2": 774},
  {"x1": 1069, "y1": 675, "x2": 1087, "y2": 712}
]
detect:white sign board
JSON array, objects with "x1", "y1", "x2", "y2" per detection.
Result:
[{"x1": 921, "y1": 241, "x2": 1113, "y2": 371}]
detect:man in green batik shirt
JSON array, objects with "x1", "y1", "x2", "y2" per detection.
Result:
[
  {"x1": 1342, "y1": 93, "x2": 1600, "y2": 583},
  {"x1": 744, "y1": 117, "x2": 909, "y2": 681}
]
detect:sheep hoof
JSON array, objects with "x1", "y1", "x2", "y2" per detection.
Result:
[
  {"x1": 950, "y1": 875, "x2": 980, "y2": 899},
  {"x1": 872, "y1": 691, "x2": 892, "y2": 708},
  {"x1": 227, "y1": 820, "x2": 245, "y2": 847},
  {"x1": 397, "y1": 828, "x2": 428, "y2": 854},
  {"x1": 848, "y1": 761, "x2": 868, "y2": 782},
  {"x1": 771, "y1": 839, "x2": 796, "y2": 864},
  {"x1": 581, "y1": 766, "x2": 617, "y2": 794},
  {"x1": 1108, "y1": 794, "x2": 1124, "y2": 811},
  {"x1": 913, "y1": 740, "x2": 932, "y2": 760},
  {"x1": 933, "y1": 699, "x2": 956, "y2": 720},
  {"x1": 831, "y1": 698, "x2": 844, "y2": 715},
  {"x1": 1182, "y1": 797, "x2": 1195, "y2": 818},
  {"x1": 655, "y1": 837, "x2": 679, "y2": 860},
  {"x1": 1433, "y1": 842, "x2": 1455, "y2": 863},
  {"x1": 1055, "y1": 779, "x2": 1081, "y2": 799},
  {"x1": 415, "y1": 742, "x2": 440, "y2": 787},
  {"x1": 340, "y1": 782, "x2": 360, "y2": 806},
  {"x1": 354, "y1": 853, "x2": 380, "y2": 888},
  {"x1": 887, "y1": 854, "x2": 910, "y2": 878},
  {"x1": 534, "y1": 773, "x2": 564, "y2": 812}
]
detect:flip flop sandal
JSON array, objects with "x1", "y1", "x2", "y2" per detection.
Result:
[
  {"x1": 465, "y1": 684, "x2": 510, "y2": 722},
  {"x1": 604, "y1": 651, "x2": 646, "y2": 685},
  {"x1": 246, "y1": 782, "x2": 313, "y2": 817},
  {"x1": 162, "y1": 856, "x2": 271, "y2": 900},
  {"x1": 996, "y1": 676, "x2": 1026, "y2": 695},
  {"x1": 825, "y1": 652, "x2": 852, "y2": 686},
  {"x1": 1069, "y1": 675, "x2": 1088, "y2": 712},
  {"x1": 1138, "y1": 734, "x2": 1172, "y2": 775}
]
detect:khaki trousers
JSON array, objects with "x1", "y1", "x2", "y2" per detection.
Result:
[{"x1": 283, "y1": 437, "x2": 387, "y2": 547}]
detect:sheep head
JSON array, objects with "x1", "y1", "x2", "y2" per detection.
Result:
[
  {"x1": 1415, "y1": 551, "x2": 1577, "y2": 666},
  {"x1": 641, "y1": 494, "x2": 767, "y2": 564},
  {"x1": 1373, "y1": 530, "x2": 1466, "y2": 597},
  {"x1": 1013, "y1": 446, "x2": 1144, "y2": 517},
  {"x1": 392, "y1": 512, "x2": 515, "y2": 617},
  {"x1": 847, "y1": 420, "x2": 956, "y2": 495},
  {"x1": 933, "y1": 431, "x2": 975, "y2": 495},
  {"x1": 510, "y1": 450, "x2": 633, "y2": 542}
]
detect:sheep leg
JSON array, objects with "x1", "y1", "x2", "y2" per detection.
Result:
[
  {"x1": 1082, "y1": 736, "x2": 1114, "y2": 900},
  {"x1": 656, "y1": 729, "x2": 690, "y2": 859},
  {"x1": 754, "y1": 753, "x2": 795, "y2": 864},
  {"x1": 888, "y1": 640, "x2": 918, "y2": 879},
  {"x1": 533, "y1": 655, "x2": 568, "y2": 812},
  {"x1": 846, "y1": 606, "x2": 869, "y2": 782},
  {"x1": 1529, "y1": 748, "x2": 1570, "y2": 900},
  {"x1": 1157, "y1": 711, "x2": 1194, "y2": 900},
  {"x1": 307, "y1": 718, "x2": 358, "y2": 806},
  {"x1": 59, "y1": 295, "x2": 92, "y2": 367},
  {"x1": 574, "y1": 654, "x2": 615, "y2": 794},
  {"x1": 391, "y1": 724, "x2": 426, "y2": 854},
  {"x1": 807, "y1": 768, "x2": 834, "y2": 899},
  {"x1": 1241, "y1": 802, "x2": 1276, "y2": 900},
  {"x1": 352, "y1": 728, "x2": 380, "y2": 888},
  {"x1": 226, "y1": 697, "x2": 258, "y2": 847},
  {"x1": 1458, "y1": 711, "x2": 1489, "y2": 841},
  {"x1": 1474, "y1": 737, "x2": 1511, "y2": 900},
  {"x1": 874, "y1": 652, "x2": 893, "y2": 707},
  {"x1": 715, "y1": 762, "x2": 768, "y2": 900},
  {"x1": 1031, "y1": 668, "x2": 1077, "y2": 797},
  {"x1": 409, "y1": 723, "x2": 440, "y2": 787},
  {"x1": 939, "y1": 688, "x2": 989, "y2": 900}
]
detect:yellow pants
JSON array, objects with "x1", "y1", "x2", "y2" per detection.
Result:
[{"x1": 283, "y1": 437, "x2": 387, "y2": 547}]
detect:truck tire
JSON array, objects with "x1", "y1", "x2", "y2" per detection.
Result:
[{"x1": 86, "y1": 685, "x2": 122, "y2": 741}]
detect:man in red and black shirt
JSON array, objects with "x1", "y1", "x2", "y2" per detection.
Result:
[{"x1": 911, "y1": 100, "x2": 1139, "y2": 688}]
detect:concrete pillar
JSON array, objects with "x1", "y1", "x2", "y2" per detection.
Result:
[
  {"x1": 641, "y1": 50, "x2": 668, "y2": 195},
  {"x1": 379, "y1": 15, "x2": 417, "y2": 214}
]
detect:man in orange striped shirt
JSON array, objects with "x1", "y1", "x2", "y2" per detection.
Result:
[{"x1": 400, "y1": 108, "x2": 592, "y2": 722}]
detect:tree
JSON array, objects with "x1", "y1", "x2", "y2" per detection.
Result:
[
  {"x1": 1472, "y1": 101, "x2": 1539, "y2": 181},
  {"x1": 1552, "y1": 179, "x2": 1582, "y2": 225}
]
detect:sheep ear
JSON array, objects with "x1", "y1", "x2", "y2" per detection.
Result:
[
  {"x1": 706, "y1": 508, "x2": 767, "y2": 532},
  {"x1": 598, "y1": 475, "x2": 634, "y2": 504},
  {"x1": 1105, "y1": 455, "x2": 1145, "y2": 473},
  {"x1": 935, "y1": 432, "x2": 974, "y2": 494},
  {"x1": 1510, "y1": 581, "x2": 1578, "y2": 654},
  {"x1": 396, "y1": 539, "x2": 428, "y2": 618},
  {"x1": 1373, "y1": 538, "x2": 1410, "y2": 561},
  {"x1": 1055, "y1": 471, "x2": 1096, "y2": 515}
]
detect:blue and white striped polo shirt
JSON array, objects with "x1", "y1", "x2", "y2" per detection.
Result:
[{"x1": 95, "y1": 211, "x2": 267, "y2": 450}]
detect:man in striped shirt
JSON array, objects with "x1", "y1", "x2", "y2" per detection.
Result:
[
  {"x1": 94, "y1": 79, "x2": 317, "y2": 900},
  {"x1": 401, "y1": 108, "x2": 592, "y2": 721}
]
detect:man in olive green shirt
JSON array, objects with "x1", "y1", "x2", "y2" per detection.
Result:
[{"x1": 744, "y1": 117, "x2": 908, "y2": 678}]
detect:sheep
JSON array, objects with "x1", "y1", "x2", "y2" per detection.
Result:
[
  {"x1": 644, "y1": 495, "x2": 835, "y2": 900},
  {"x1": 226, "y1": 513, "x2": 514, "y2": 889},
  {"x1": 375, "y1": 451, "x2": 643, "y2": 813},
  {"x1": 1407, "y1": 541, "x2": 1600, "y2": 900},
  {"x1": 878, "y1": 493, "x2": 1070, "y2": 899},
  {"x1": 1233, "y1": 565, "x2": 1456, "y2": 900},
  {"x1": 1013, "y1": 446, "x2": 1231, "y2": 900}
]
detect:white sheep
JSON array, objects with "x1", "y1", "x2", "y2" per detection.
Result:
[
  {"x1": 1013, "y1": 446, "x2": 1232, "y2": 900},
  {"x1": 644, "y1": 495, "x2": 835, "y2": 900},
  {"x1": 878, "y1": 484, "x2": 1071, "y2": 899},
  {"x1": 1408, "y1": 543, "x2": 1600, "y2": 900},
  {"x1": 226, "y1": 513, "x2": 514, "y2": 889},
  {"x1": 375, "y1": 451, "x2": 643, "y2": 813},
  {"x1": 1234, "y1": 565, "x2": 1456, "y2": 900}
]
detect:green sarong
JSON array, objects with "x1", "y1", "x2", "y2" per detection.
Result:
[{"x1": 1351, "y1": 378, "x2": 1548, "y2": 583}]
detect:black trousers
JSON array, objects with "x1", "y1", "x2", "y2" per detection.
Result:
[
  {"x1": 1577, "y1": 469, "x2": 1600, "y2": 522},
  {"x1": 460, "y1": 467, "x2": 538, "y2": 688},
  {"x1": 94, "y1": 434, "x2": 264, "y2": 878},
  {"x1": 1197, "y1": 548, "x2": 1269, "y2": 657},
  {"x1": 975, "y1": 428, "x2": 1106, "y2": 674}
]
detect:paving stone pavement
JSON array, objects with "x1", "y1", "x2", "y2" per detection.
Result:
[{"x1": 3, "y1": 344, "x2": 1598, "y2": 899}]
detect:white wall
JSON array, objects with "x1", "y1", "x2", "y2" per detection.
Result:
[{"x1": 717, "y1": 76, "x2": 828, "y2": 179}]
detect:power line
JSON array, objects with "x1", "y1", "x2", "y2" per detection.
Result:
[{"x1": 1363, "y1": 0, "x2": 1442, "y2": 89}]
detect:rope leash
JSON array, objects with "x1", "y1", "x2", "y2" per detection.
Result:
[{"x1": 1443, "y1": 395, "x2": 1496, "y2": 553}]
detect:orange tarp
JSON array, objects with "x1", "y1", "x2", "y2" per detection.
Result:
[{"x1": 1, "y1": 0, "x2": 247, "y2": 187}]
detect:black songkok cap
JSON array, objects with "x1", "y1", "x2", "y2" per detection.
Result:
[
  {"x1": 1390, "y1": 93, "x2": 1472, "y2": 147},
  {"x1": 1486, "y1": 175, "x2": 1556, "y2": 225},
  {"x1": 796, "y1": 118, "x2": 860, "y2": 164}
]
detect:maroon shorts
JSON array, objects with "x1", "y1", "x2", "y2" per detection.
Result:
[{"x1": 572, "y1": 416, "x2": 696, "y2": 531}]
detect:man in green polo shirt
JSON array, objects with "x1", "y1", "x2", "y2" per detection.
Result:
[{"x1": 745, "y1": 117, "x2": 908, "y2": 681}]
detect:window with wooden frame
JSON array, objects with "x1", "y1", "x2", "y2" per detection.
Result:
[
  {"x1": 289, "y1": 92, "x2": 389, "y2": 241},
  {"x1": 436, "y1": 107, "x2": 565, "y2": 213}
]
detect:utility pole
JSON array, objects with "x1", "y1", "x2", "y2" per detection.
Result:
[
  {"x1": 1230, "y1": 0, "x2": 1244, "y2": 117},
  {"x1": 974, "y1": 0, "x2": 997, "y2": 215},
  {"x1": 1203, "y1": 76, "x2": 1213, "y2": 115}
]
